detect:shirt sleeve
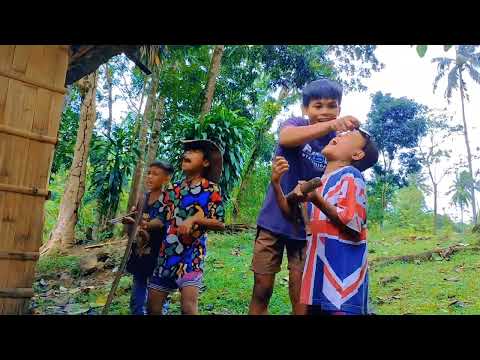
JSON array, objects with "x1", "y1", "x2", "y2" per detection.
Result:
[
  {"x1": 279, "y1": 117, "x2": 307, "y2": 130},
  {"x1": 155, "y1": 184, "x2": 175, "y2": 223},
  {"x1": 335, "y1": 173, "x2": 366, "y2": 233},
  {"x1": 207, "y1": 183, "x2": 225, "y2": 223}
]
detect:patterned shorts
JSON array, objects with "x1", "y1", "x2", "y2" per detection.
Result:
[{"x1": 148, "y1": 270, "x2": 203, "y2": 293}]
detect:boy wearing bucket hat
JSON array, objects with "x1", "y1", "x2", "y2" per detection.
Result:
[{"x1": 147, "y1": 139, "x2": 225, "y2": 315}]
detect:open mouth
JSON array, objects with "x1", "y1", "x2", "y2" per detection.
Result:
[{"x1": 182, "y1": 156, "x2": 192, "y2": 164}]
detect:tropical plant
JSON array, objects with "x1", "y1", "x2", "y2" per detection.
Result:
[
  {"x1": 366, "y1": 91, "x2": 428, "y2": 227},
  {"x1": 88, "y1": 119, "x2": 140, "y2": 238},
  {"x1": 162, "y1": 106, "x2": 254, "y2": 197},
  {"x1": 447, "y1": 170, "x2": 474, "y2": 228},
  {"x1": 432, "y1": 45, "x2": 480, "y2": 224}
]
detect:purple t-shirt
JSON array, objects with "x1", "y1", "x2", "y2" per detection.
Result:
[{"x1": 257, "y1": 117, "x2": 335, "y2": 241}]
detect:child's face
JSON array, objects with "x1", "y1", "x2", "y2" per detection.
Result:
[
  {"x1": 146, "y1": 166, "x2": 170, "y2": 191},
  {"x1": 321, "y1": 130, "x2": 366, "y2": 164},
  {"x1": 181, "y1": 149, "x2": 209, "y2": 177},
  {"x1": 303, "y1": 98, "x2": 340, "y2": 124}
]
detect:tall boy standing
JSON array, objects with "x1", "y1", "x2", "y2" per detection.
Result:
[
  {"x1": 249, "y1": 79, "x2": 360, "y2": 315},
  {"x1": 271, "y1": 128, "x2": 379, "y2": 315}
]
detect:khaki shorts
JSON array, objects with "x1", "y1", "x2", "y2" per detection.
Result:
[{"x1": 251, "y1": 227, "x2": 307, "y2": 274}]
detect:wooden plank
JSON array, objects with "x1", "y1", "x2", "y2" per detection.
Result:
[
  {"x1": 0, "y1": 183, "x2": 49, "y2": 197},
  {"x1": 0, "y1": 251, "x2": 39, "y2": 261},
  {"x1": 0, "y1": 70, "x2": 67, "y2": 95},
  {"x1": 11, "y1": 46, "x2": 31, "y2": 74},
  {"x1": 0, "y1": 76, "x2": 8, "y2": 124},
  {"x1": 0, "y1": 124, "x2": 57, "y2": 144},
  {"x1": 0, "y1": 288, "x2": 34, "y2": 298},
  {"x1": 0, "y1": 46, "x2": 15, "y2": 73}
]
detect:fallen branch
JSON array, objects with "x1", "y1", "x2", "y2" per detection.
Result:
[
  {"x1": 84, "y1": 240, "x2": 127, "y2": 250},
  {"x1": 222, "y1": 223, "x2": 256, "y2": 233},
  {"x1": 370, "y1": 243, "x2": 480, "y2": 268}
]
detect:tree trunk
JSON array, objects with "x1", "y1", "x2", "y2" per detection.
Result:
[
  {"x1": 231, "y1": 87, "x2": 289, "y2": 219},
  {"x1": 104, "y1": 62, "x2": 113, "y2": 137},
  {"x1": 126, "y1": 76, "x2": 158, "y2": 215},
  {"x1": 199, "y1": 45, "x2": 225, "y2": 123},
  {"x1": 458, "y1": 69, "x2": 477, "y2": 224},
  {"x1": 433, "y1": 182, "x2": 438, "y2": 235},
  {"x1": 145, "y1": 96, "x2": 165, "y2": 170},
  {"x1": 45, "y1": 72, "x2": 98, "y2": 252},
  {"x1": 460, "y1": 203, "x2": 464, "y2": 232}
]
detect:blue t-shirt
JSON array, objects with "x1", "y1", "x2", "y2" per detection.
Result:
[{"x1": 256, "y1": 117, "x2": 335, "y2": 240}]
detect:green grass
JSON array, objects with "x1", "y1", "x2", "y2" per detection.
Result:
[
  {"x1": 370, "y1": 249, "x2": 480, "y2": 314},
  {"x1": 36, "y1": 254, "x2": 81, "y2": 278}
]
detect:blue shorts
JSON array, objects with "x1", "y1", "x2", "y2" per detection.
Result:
[{"x1": 148, "y1": 271, "x2": 203, "y2": 293}]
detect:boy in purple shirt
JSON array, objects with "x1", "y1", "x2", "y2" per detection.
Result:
[{"x1": 249, "y1": 79, "x2": 360, "y2": 315}]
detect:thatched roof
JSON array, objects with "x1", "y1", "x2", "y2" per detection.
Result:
[{"x1": 66, "y1": 45, "x2": 152, "y2": 86}]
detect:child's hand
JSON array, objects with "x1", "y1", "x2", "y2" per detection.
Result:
[
  {"x1": 287, "y1": 181, "x2": 309, "y2": 203},
  {"x1": 121, "y1": 216, "x2": 135, "y2": 225},
  {"x1": 177, "y1": 216, "x2": 197, "y2": 236},
  {"x1": 329, "y1": 116, "x2": 360, "y2": 132},
  {"x1": 271, "y1": 156, "x2": 289, "y2": 184}
]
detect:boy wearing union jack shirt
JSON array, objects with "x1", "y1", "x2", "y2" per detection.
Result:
[{"x1": 271, "y1": 128, "x2": 379, "y2": 315}]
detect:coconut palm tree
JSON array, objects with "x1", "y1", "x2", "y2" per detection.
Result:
[
  {"x1": 447, "y1": 170, "x2": 473, "y2": 229},
  {"x1": 432, "y1": 45, "x2": 480, "y2": 224}
]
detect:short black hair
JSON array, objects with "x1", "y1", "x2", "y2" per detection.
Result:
[
  {"x1": 149, "y1": 160, "x2": 174, "y2": 175},
  {"x1": 302, "y1": 79, "x2": 343, "y2": 107},
  {"x1": 351, "y1": 131, "x2": 379, "y2": 172}
]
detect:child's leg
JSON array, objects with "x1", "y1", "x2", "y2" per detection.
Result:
[
  {"x1": 178, "y1": 271, "x2": 203, "y2": 315},
  {"x1": 286, "y1": 239, "x2": 308, "y2": 315},
  {"x1": 147, "y1": 288, "x2": 170, "y2": 315},
  {"x1": 249, "y1": 228, "x2": 285, "y2": 315},
  {"x1": 130, "y1": 274, "x2": 149, "y2": 315},
  {"x1": 179, "y1": 286, "x2": 199, "y2": 315}
]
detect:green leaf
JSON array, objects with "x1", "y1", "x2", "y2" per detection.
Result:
[{"x1": 416, "y1": 45, "x2": 428, "y2": 58}]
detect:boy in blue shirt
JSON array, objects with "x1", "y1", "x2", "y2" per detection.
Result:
[
  {"x1": 249, "y1": 79, "x2": 361, "y2": 315},
  {"x1": 123, "y1": 160, "x2": 173, "y2": 315},
  {"x1": 271, "y1": 128, "x2": 379, "y2": 315}
]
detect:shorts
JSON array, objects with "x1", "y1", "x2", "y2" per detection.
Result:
[
  {"x1": 148, "y1": 270, "x2": 203, "y2": 293},
  {"x1": 251, "y1": 227, "x2": 307, "y2": 274},
  {"x1": 307, "y1": 305, "x2": 352, "y2": 315}
]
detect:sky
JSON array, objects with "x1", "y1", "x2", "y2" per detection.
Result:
[
  {"x1": 273, "y1": 45, "x2": 480, "y2": 222},
  {"x1": 98, "y1": 45, "x2": 480, "y2": 222}
]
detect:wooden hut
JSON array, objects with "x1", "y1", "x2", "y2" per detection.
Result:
[{"x1": 0, "y1": 45, "x2": 151, "y2": 314}]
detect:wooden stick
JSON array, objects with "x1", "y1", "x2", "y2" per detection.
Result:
[
  {"x1": 108, "y1": 211, "x2": 137, "y2": 225},
  {"x1": 84, "y1": 240, "x2": 127, "y2": 249},
  {"x1": 102, "y1": 193, "x2": 146, "y2": 315}
]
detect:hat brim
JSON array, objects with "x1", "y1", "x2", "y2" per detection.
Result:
[{"x1": 181, "y1": 139, "x2": 223, "y2": 183}]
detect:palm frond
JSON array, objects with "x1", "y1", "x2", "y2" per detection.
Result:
[
  {"x1": 465, "y1": 63, "x2": 480, "y2": 85},
  {"x1": 445, "y1": 67, "x2": 459, "y2": 99},
  {"x1": 432, "y1": 57, "x2": 454, "y2": 93}
]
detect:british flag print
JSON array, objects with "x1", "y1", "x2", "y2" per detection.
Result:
[{"x1": 300, "y1": 166, "x2": 370, "y2": 314}]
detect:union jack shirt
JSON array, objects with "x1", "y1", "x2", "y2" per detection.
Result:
[{"x1": 300, "y1": 166, "x2": 369, "y2": 314}]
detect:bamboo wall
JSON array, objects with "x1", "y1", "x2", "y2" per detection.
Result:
[{"x1": 0, "y1": 45, "x2": 69, "y2": 314}]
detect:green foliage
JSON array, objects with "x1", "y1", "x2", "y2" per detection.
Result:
[
  {"x1": 225, "y1": 164, "x2": 271, "y2": 224},
  {"x1": 51, "y1": 87, "x2": 81, "y2": 177},
  {"x1": 88, "y1": 120, "x2": 139, "y2": 226},
  {"x1": 161, "y1": 106, "x2": 254, "y2": 197},
  {"x1": 36, "y1": 255, "x2": 81, "y2": 278},
  {"x1": 388, "y1": 185, "x2": 432, "y2": 232}
]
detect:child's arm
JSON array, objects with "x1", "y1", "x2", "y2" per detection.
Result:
[
  {"x1": 177, "y1": 184, "x2": 225, "y2": 235},
  {"x1": 308, "y1": 191, "x2": 361, "y2": 242},
  {"x1": 270, "y1": 156, "x2": 297, "y2": 220},
  {"x1": 279, "y1": 116, "x2": 360, "y2": 148}
]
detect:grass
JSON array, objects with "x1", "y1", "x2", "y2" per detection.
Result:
[{"x1": 369, "y1": 249, "x2": 480, "y2": 314}]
